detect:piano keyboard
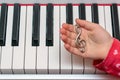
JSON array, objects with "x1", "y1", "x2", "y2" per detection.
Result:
[{"x1": 0, "y1": 3, "x2": 119, "y2": 79}]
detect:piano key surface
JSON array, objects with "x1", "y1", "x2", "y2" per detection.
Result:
[
  {"x1": 111, "y1": 4, "x2": 120, "y2": 40},
  {"x1": 1, "y1": 5, "x2": 13, "y2": 74},
  {"x1": 32, "y1": 3, "x2": 40, "y2": 46},
  {"x1": 0, "y1": 4, "x2": 8, "y2": 46},
  {"x1": 104, "y1": 6, "x2": 113, "y2": 36},
  {"x1": 37, "y1": 6, "x2": 48, "y2": 74},
  {"x1": 25, "y1": 6, "x2": 36, "y2": 74},
  {"x1": 12, "y1": 6, "x2": 26, "y2": 74},
  {"x1": 46, "y1": 3, "x2": 54, "y2": 46},
  {"x1": 12, "y1": 3, "x2": 21, "y2": 46},
  {"x1": 0, "y1": 3, "x2": 119, "y2": 79},
  {"x1": 60, "y1": 5, "x2": 72, "y2": 74},
  {"x1": 48, "y1": 5, "x2": 60, "y2": 74}
]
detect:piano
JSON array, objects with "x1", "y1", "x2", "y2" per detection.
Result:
[{"x1": 0, "y1": 0, "x2": 119, "y2": 79}]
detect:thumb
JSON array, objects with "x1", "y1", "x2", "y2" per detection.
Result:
[{"x1": 75, "y1": 18, "x2": 97, "y2": 31}]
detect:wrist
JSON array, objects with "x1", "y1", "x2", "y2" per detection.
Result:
[{"x1": 100, "y1": 38, "x2": 114, "y2": 60}]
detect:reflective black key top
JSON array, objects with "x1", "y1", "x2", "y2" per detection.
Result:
[
  {"x1": 91, "y1": 4, "x2": 99, "y2": 23},
  {"x1": 12, "y1": 3, "x2": 21, "y2": 46},
  {"x1": 32, "y1": 3, "x2": 40, "y2": 46},
  {"x1": 79, "y1": 3, "x2": 86, "y2": 20},
  {"x1": 66, "y1": 3, "x2": 73, "y2": 24},
  {"x1": 110, "y1": 4, "x2": 120, "y2": 40},
  {"x1": 46, "y1": 3, "x2": 53, "y2": 46},
  {"x1": 0, "y1": 3, "x2": 8, "y2": 46}
]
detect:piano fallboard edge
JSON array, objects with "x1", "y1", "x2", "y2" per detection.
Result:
[
  {"x1": 0, "y1": 74, "x2": 118, "y2": 80},
  {"x1": 0, "y1": 0, "x2": 120, "y2": 4}
]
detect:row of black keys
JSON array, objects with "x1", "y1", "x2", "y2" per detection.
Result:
[{"x1": 0, "y1": 3, "x2": 119, "y2": 46}]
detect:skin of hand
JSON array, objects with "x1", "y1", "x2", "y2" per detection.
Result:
[{"x1": 60, "y1": 18, "x2": 113, "y2": 60}]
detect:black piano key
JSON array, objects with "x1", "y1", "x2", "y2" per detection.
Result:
[
  {"x1": 110, "y1": 4, "x2": 120, "y2": 40},
  {"x1": 0, "y1": 3, "x2": 8, "y2": 46},
  {"x1": 32, "y1": 3, "x2": 40, "y2": 46},
  {"x1": 66, "y1": 3, "x2": 73, "y2": 24},
  {"x1": 79, "y1": 3, "x2": 86, "y2": 20},
  {"x1": 91, "y1": 4, "x2": 99, "y2": 23},
  {"x1": 12, "y1": 3, "x2": 21, "y2": 46},
  {"x1": 46, "y1": 3, "x2": 53, "y2": 46}
]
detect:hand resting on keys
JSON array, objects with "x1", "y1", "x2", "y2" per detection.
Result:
[
  {"x1": 60, "y1": 18, "x2": 120, "y2": 77},
  {"x1": 60, "y1": 18, "x2": 113, "y2": 60}
]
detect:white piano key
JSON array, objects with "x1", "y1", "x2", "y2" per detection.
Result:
[
  {"x1": 37, "y1": 6, "x2": 48, "y2": 74},
  {"x1": 98, "y1": 6, "x2": 105, "y2": 29},
  {"x1": 48, "y1": 6, "x2": 60, "y2": 74},
  {"x1": 84, "y1": 6, "x2": 95, "y2": 74},
  {"x1": 60, "y1": 6, "x2": 72, "y2": 74},
  {"x1": 104, "y1": 6, "x2": 112, "y2": 36},
  {"x1": 96, "y1": 6, "x2": 106, "y2": 74},
  {"x1": 72, "y1": 6, "x2": 83, "y2": 74},
  {"x1": 25, "y1": 6, "x2": 36, "y2": 74},
  {"x1": 12, "y1": 6, "x2": 26, "y2": 74},
  {"x1": 1, "y1": 6, "x2": 13, "y2": 74}
]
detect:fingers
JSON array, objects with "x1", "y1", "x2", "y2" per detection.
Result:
[
  {"x1": 60, "y1": 23, "x2": 78, "y2": 47},
  {"x1": 64, "y1": 43, "x2": 85, "y2": 57},
  {"x1": 75, "y1": 18, "x2": 98, "y2": 31},
  {"x1": 61, "y1": 35, "x2": 76, "y2": 47},
  {"x1": 60, "y1": 23, "x2": 77, "y2": 40},
  {"x1": 60, "y1": 28, "x2": 76, "y2": 40},
  {"x1": 62, "y1": 23, "x2": 75, "y2": 33}
]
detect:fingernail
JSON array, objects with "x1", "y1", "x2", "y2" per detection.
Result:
[
  {"x1": 75, "y1": 18, "x2": 79, "y2": 23},
  {"x1": 62, "y1": 23, "x2": 66, "y2": 26}
]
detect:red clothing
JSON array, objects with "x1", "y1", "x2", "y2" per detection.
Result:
[{"x1": 93, "y1": 38, "x2": 120, "y2": 77}]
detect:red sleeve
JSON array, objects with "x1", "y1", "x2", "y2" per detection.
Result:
[{"x1": 93, "y1": 38, "x2": 120, "y2": 77}]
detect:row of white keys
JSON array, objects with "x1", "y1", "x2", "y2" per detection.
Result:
[
  {"x1": 72, "y1": 6, "x2": 83, "y2": 74},
  {"x1": 1, "y1": 6, "x2": 13, "y2": 74},
  {"x1": 0, "y1": 5, "x2": 114, "y2": 74},
  {"x1": 60, "y1": 6, "x2": 72, "y2": 74},
  {"x1": 84, "y1": 6, "x2": 95, "y2": 74},
  {"x1": 25, "y1": 6, "x2": 36, "y2": 74},
  {"x1": 12, "y1": 6, "x2": 26, "y2": 74},
  {"x1": 37, "y1": 6, "x2": 48, "y2": 74},
  {"x1": 48, "y1": 6, "x2": 60, "y2": 74}
]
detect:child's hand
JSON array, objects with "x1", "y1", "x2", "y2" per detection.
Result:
[{"x1": 60, "y1": 19, "x2": 113, "y2": 60}]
